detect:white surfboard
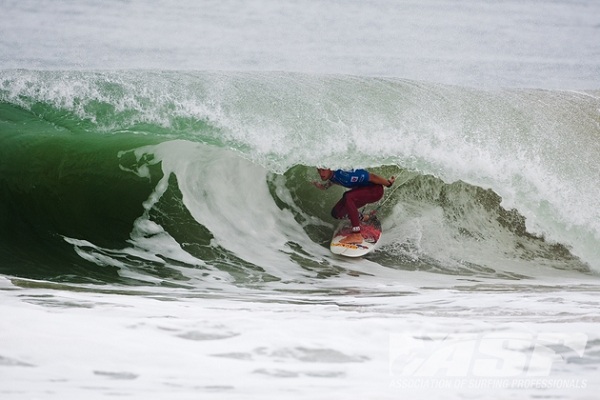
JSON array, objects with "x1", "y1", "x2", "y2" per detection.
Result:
[{"x1": 330, "y1": 216, "x2": 382, "y2": 257}]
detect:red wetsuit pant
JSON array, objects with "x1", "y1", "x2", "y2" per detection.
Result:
[{"x1": 331, "y1": 185, "x2": 384, "y2": 228}]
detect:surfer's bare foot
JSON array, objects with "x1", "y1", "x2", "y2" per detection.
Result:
[
  {"x1": 341, "y1": 232, "x2": 363, "y2": 244},
  {"x1": 360, "y1": 211, "x2": 376, "y2": 222}
]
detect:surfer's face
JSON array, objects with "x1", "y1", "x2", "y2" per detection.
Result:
[{"x1": 317, "y1": 168, "x2": 333, "y2": 181}]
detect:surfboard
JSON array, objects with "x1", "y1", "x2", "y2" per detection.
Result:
[{"x1": 330, "y1": 216, "x2": 382, "y2": 257}]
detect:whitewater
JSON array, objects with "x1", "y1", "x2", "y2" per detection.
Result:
[{"x1": 1, "y1": 1, "x2": 600, "y2": 399}]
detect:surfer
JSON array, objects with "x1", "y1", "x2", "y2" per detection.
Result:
[{"x1": 313, "y1": 168, "x2": 395, "y2": 244}]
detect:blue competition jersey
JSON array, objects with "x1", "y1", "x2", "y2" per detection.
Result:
[{"x1": 330, "y1": 169, "x2": 372, "y2": 188}]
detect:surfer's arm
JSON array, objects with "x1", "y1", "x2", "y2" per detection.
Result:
[{"x1": 369, "y1": 173, "x2": 395, "y2": 187}]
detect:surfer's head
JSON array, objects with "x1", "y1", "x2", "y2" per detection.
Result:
[{"x1": 317, "y1": 168, "x2": 333, "y2": 181}]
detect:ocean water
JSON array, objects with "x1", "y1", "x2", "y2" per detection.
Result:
[{"x1": 1, "y1": 1, "x2": 600, "y2": 399}]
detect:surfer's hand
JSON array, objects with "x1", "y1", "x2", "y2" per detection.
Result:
[
  {"x1": 312, "y1": 181, "x2": 327, "y2": 190},
  {"x1": 386, "y1": 176, "x2": 396, "y2": 187}
]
